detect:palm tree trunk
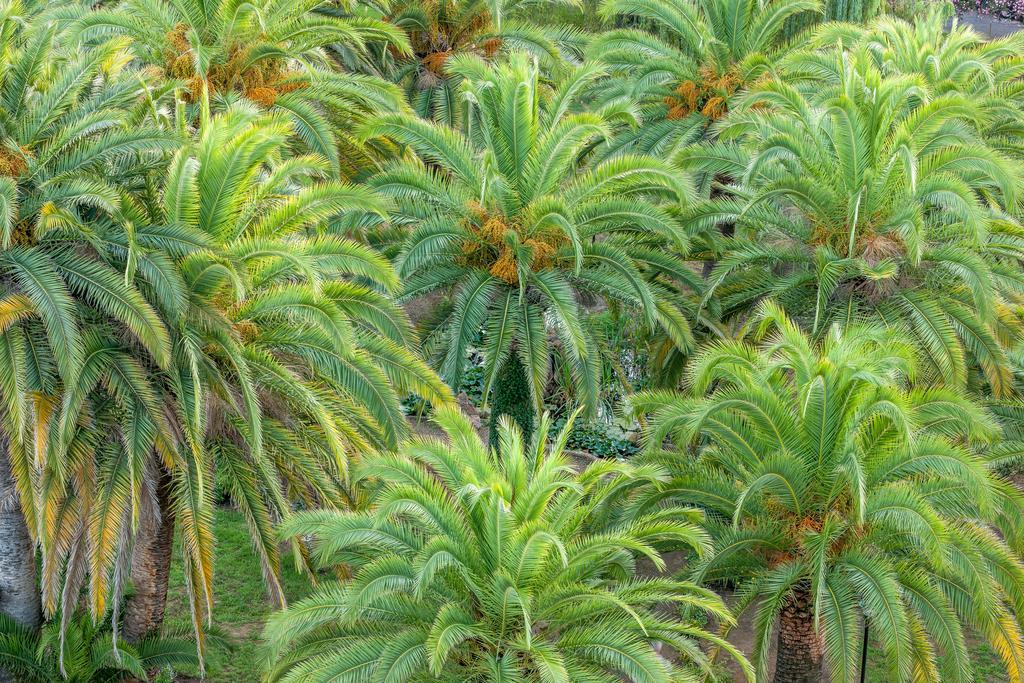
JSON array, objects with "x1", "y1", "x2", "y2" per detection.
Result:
[
  {"x1": 0, "y1": 434, "x2": 40, "y2": 630},
  {"x1": 488, "y1": 352, "x2": 535, "y2": 449},
  {"x1": 773, "y1": 586, "x2": 824, "y2": 683},
  {"x1": 123, "y1": 463, "x2": 175, "y2": 642}
]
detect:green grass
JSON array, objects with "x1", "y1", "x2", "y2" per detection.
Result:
[
  {"x1": 164, "y1": 507, "x2": 314, "y2": 682},
  {"x1": 865, "y1": 637, "x2": 1008, "y2": 682}
]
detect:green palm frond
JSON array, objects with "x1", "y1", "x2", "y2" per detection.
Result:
[
  {"x1": 375, "y1": 0, "x2": 583, "y2": 126},
  {"x1": 587, "y1": 0, "x2": 818, "y2": 135},
  {"x1": 684, "y1": 51, "x2": 1024, "y2": 395},
  {"x1": 0, "y1": 611, "x2": 197, "y2": 682},
  {"x1": 368, "y1": 53, "x2": 699, "y2": 418},
  {"x1": 265, "y1": 407, "x2": 751, "y2": 682},
  {"x1": 75, "y1": 0, "x2": 411, "y2": 174},
  {"x1": 632, "y1": 307, "x2": 1024, "y2": 682}
]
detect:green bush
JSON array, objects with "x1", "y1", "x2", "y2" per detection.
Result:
[{"x1": 552, "y1": 416, "x2": 639, "y2": 458}]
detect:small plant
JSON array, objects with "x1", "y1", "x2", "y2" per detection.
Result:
[
  {"x1": 552, "y1": 416, "x2": 639, "y2": 458},
  {"x1": 457, "y1": 352, "x2": 487, "y2": 404},
  {"x1": 0, "y1": 612, "x2": 198, "y2": 682}
]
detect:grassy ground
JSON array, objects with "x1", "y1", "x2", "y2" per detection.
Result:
[
  {"x1": 164, "y1": 507, "x2": 314, "y2": 682},
  {"x1": 865, "y1": 639, "x2": 1007, "y2": 683}
]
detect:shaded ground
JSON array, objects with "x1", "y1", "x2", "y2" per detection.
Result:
[{"x1": 718, "y1": 589, "x2": 772, "y2": 682}]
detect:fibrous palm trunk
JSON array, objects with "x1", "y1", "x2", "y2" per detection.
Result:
[
  {"x1": 0, "y1": 434, "x2": 40, "y2": 630},
  {"x1": 123, "y1": 463, "x2": 175, "y2": 642},
  {"x1": 773, "y1": 586, "x2": 824, "y2": 683},
  {"x1": 488, "y1": 352, "x2": 535, "y2": 449}
]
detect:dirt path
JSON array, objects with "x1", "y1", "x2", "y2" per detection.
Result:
[
  {"x1": 636, "y1": 550, "x2": 770, "y2": 681},
  {"x1": 716, "y1": 588, "x2": 771, "y2": 682}
]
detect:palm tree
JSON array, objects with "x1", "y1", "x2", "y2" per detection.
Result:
[
  {"x1": 679, "y1": 52, "x2": 1024, "y2": 396},
  {"x1": 45, "y1": 104, "x2": 453, "y2": 663},
  {"x1": 385, "y1": 0, "x2": 584, "y2": 125},
  {"x1": 796, "y1": 6, "x2": 1024, "y2": 161},
  {"x1": 363, "y1": 54, "x2": 698, "y2": 443},
  {"x1": 74, "y1": 0, "x2": 411, "y2": 174},
  {"x1": 630, "y1": 302, "x2": 1024, "y2": 683},
  {"x1": 0, "y1": 4, "x2": 178, "y2": 633},
  {"x1": 263, "y1": 406, "x2": 751, "y2": 682},
  {"x1": 585, "y1": 0, "x2": 817, "y2": 158}
]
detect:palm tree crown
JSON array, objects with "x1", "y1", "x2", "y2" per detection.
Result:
[
  {"x1": 150, "y1": 102, "x2": 452, "y2": 620},
  {"x1": 364, "y1": 54, "x2": 697, "y2": 428},
  {"x1": 45, "y1": 104, "x2": 453, "y2": 665},
  {"x1": 387, "y1": 0, "x2": 584, "y2": 125},
  {"x1": 632, "y1": 303, "x2": 1024, "y2": 683},
  {"x1": 0, "y1": 612, "x2": 198, "y2": 682},
  {"x1": 681, "y1": 51, "x2": 1024, "y2": 395},
  {"x1": 264, "y1": 406, "x2": 751, "y2": 682},
  {"x1": 76, "y1": 0, "x2": 411, "y2": 173},
  {"x1": 800, "y1": 7, "x2": 1024, "y2": 161},
  {"x1": 588, "y1": 0, "x2": 817, "y2": 148}
]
